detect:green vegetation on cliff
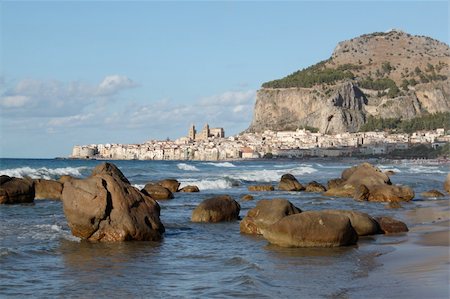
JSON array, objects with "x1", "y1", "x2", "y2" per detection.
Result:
[
  {"x1": 360, "y1": 112, "x2": 450, "y2": 133},
  {"x1": 262, "y1": 60, "x2": 355, "y2": 88},
  {"x1": 358, "y1": 77, "x2": 400, "y2": 98}
]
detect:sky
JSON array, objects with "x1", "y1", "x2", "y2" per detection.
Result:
[{"x1": 1, "y1": 1, "x2": 448, "y2": 158}]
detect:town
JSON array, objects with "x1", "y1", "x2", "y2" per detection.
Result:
[{"x1": 70, "y1": 124, "x2": 450, "y2": 160}]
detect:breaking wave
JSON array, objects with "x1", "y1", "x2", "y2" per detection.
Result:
[
  {"x1": 179, "y1": 178, "x2": 238, "y2": 190},
  {"x1": 0, "y1": 166, "x2": 89, "y2": 180},
  {"x1": 204, "y1": 162, "x2": 236, "y2": 168},
  {"x1": 232, "y1": 165, "x2": 317, "y2": 182},
  {"x1": 177, "y1": 163, "x2": 199, "y2": 171},
  {"x1": 406, "y1": 165, "x2": 446, "y2": 174}
]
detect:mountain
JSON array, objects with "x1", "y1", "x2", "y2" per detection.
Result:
[{"x1": 246, "y1": 30, "x2": 450, "y2": 134}]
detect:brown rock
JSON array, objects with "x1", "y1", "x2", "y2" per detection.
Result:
[
  {"x1": 141, "y1": 183, "x2": 174, "y2": 200},
  {"x1": 91, "y1": 162, "x2": 130, "y2": 184},
  {"x1": 0, "y1": 176, "x2": 34, "y2": 204},
  {"x1": 241, "y1": 194, "x2": 254, "y2": 201},
  {"x1": 444, "y1": 174, "x2": 450, "y2": 194},
  {"x1": 34, "y1": 179, "x2": 63, "y2": 200},
  {"x1": 305, "y1": 181, "x2": 327, "y2": 192},
  {"x1": 278, "y1": 174, "x2": 304, "y2": 191},
  {"x1": 191, "y1": 195, "x2": 240, "y2": 223},
  {"x1": 157, "y1": 179, "x2": 180, "y2": 193},
  {"x1": 240, "y1": 199, "x2": 301, "y2": 235},
  {"x1": 384, "y1": 170, "x2": 396, "y2": 176},
  {"x1": 353, "y1": 184, "x2": 370, "y2": 201},
  {"x1": 386, "y1": 201, "x2": 402, "y2": 209},
  {"x1": 321, "y1": 210, "x2": 380, "y2": 236},
  {"x1": 368, "y1": 185, "x2": 415, "y2": 202},
  {"x1": 421, "y1": 190, "x2": 445, "y2": 198},
  {"x1": 59, "y1": 175, "x2": 73, "y2": 184},
  {"x1": 263, "y1": 211, "x2": 358, "y2": 247},
  {"x1": 375, "y1": 217, "x2": 409, "y2": 234},
  {"x1": 248, "y1": 185, "x2": 275, "y2": 192},
  {"x1": 327, "y1": 178, "x2": 344, "y2": 190},
  {"x1": 62, "y1": 171, "x2": 164, "y2": 242},
  {"x1": 179, "y1": 185, "x2": 200, "y2": 192},
  {"x1": 343, "y1": 163, "x2": 391, "y2": 189},
  {"x1": 323, "y1": 184, "x2": 355, "y2": 198}
]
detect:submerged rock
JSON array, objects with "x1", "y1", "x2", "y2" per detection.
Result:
[
  {"x1": 62, "y1": 164, "x2": 164, "y2": 242},
  {"x1": 179, "y1": 185, "x2": 200, "y2": 192},
  {"x1": 421, "y1": 190, "x2": 445, "y2": 198},
  {"x1": 375, "y1": 217, "x2": 409, "y2": 234},
  {"x1": 141, "y1": 183, "x2": 174, "y2": 200},
  {"x1": 240, "y1": 199, "x2": 301, "y2": 235},
  {"x1": 0, "y1": 176, "x2": 34, "y2": 204},
  {"x1": 278, "y1": 174, "x2": 304, "y2": 191},
  {"x1": 263, "y1": 211, "x2": 358, "y2": 247},
  {"x1": 34, "y1": 179, "x2": 63, "y2": 200},
  {"x1": 241, "y1": 194, "x2": 254, "y2": 201},
  {"x1": 248, "y1": 185, "x2": 275, "y2": 192},
  {"x1": 368, "y1": 185, "x2": 415, "y2": 202},
  {"x1": 191, "y1": 195, "x2": 240, "y2": 223}
]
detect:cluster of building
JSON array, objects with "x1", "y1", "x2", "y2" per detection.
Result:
[{"x1": 71, "y1": 124, "x2": 449, "y2": 160}]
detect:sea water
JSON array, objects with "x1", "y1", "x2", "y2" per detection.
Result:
[{"x1": 0, "y1": 158, "x2": 448, "y2": 298}]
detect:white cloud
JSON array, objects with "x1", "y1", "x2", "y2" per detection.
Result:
[
  {"x1": 199, "y1": 90, "x2": 256, "y2": 106},
  {"x1": 97, "y1": 75, "x2": 136, "y2": 96},
  {"x1": 47, "y1": 113, "x2": 95, "y2": 127},
  {"x1": 0, "y1": 95, "x2": 30, "y2": 108}
]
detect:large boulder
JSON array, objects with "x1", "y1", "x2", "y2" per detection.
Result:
[
  {"x1": 34, "y1": 179, "x2": 63, "y2": 200},
  {"x1": 263, "y1": 211, "x2": 358, "y2": 247},
  {"x1": 141, "y1": 183, "x2": 174, "y2": 200},
  {"x1": 368, "y1": 185, "x2": 415, "y2": 202},
  {"x1": 375, "y1": 217, "x2": 409, "y2": 234},
  {"x1": 91, "y1": 162, "x2": 130, "y2": 184},
  {"x1": 444, "y1": 174, "x2": 450, "y2": 194},
  {"x1": 248, "y1": 185, "x2": 275, "y2": 192},
  {"x1": 278, "y1": 174, "x2": 304, "y2": 191},
  {"x1": 323, "y1": 184, "x2": 355, "y2": 198},
  {"x1": 62, "y1": 169, "x2": 164, "y2": 242},
  {"x1": 191, "y1": 195, "x2": 240, "y2": 223},
  {"x1": 179, "y1": 185, "x2": 200, "y2": 192},
  {"x1": 327, "y1": 178, "x2": 344, "y2": 190},
  {"x1": 321, "y1": 210, "x2": 380, "y2": 236},
  {"x1": 240, "y1": 199, "x2": 301, "y2": 235},
  {"x1": 157, "y1": 179, "x2": 180, "y2": 193},
  {"x1": 0, "y1": 176, "x2": 34, "y2": 204},
  {"x1": 343, "y1": 163, "x2": 391, "y2": 189},
  {"x1": 305, "y1": 181, "x2": 327, "y2": 192}
]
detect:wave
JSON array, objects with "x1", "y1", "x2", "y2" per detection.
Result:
[
  {"x1": 406, "y1": 165, "x2": 446, "y2": 174},
  {"x1": 204, "y1": 162, "x2": 236, "y2": 168},
  {"x1": 177, "y1": 163, "x2": 199, "y2": 171},
  {"x1": 16, "y1": 224, "x2": 80, "y2": 242},
  {"x1": 232, "y1": 165, "x2": 317, "y2": 183},
  {"x1": 0, "y1": 166, "x2": 89, "y2": 180},
  {"x1": 376, "y1": 165, "x2": 402, "y2": 173},
  {"x1": 179, "y1": 178, "x2": 237, "y2": 190}
]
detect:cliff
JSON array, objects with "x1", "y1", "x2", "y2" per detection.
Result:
[{"x1": 247, "y1": 30, "x2": 450, "y2": 133}]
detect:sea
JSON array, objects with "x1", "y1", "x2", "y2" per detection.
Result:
[{"x1": 0, "y1": 158, "x2": 449, "y2": 298}]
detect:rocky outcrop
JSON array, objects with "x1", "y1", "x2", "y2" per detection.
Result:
[
  {"x1": 191, "y1": 195, "x2": 240, "y2": 223},
  {"x1": 0, "y1": 176, "x2": 34, "y2": 204},
  {"x1": 179, "y1": 185, "x2": 200, "y2": 192},
  {"x1": 304, "y1": 181, "x2": 327, "y2": 192},
  {"x1": 375, "y1": 217, "x2": 409, "y2": 234},
  {"x1": 248, "y1": 185, "x2": 275, "y2": 192},
  {"x1": 240, "y1": 199, "x2": 301, "y2": 235},
  {"x1": 34, "y1": 179, "x2": 63, "y2": 200},
  {"x1": 61, "y1": 163, "x2": 164, "y2": 242},
  {"x1": 157, "y1": 179, "x2": 180, "y2": 193},
  {"x1": 367, "y1": 185, "x2": 415, "y2": 202},
  {"x1": 321, "y1": 210, "x2": 380, "y2": 236},
  {"x1": 263, "y1": 211, "x2": 358, "y2": 247},
  {"x1": 278, "y1": 174, "x2": 303, "y2": 191},
  {"x1": 246, "y1": 30, "x2": 450, "y2": 134},
  {"x1": 141, "y1": 183, "x2": 174, "y2": 200}
]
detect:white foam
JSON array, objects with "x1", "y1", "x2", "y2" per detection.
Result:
[
  {"x1": 177, "y1": 163, "x2": 199, "y2": 171},
  {"x1": 17, "y1": 224, "x2": 80, "y2": 242},
  {"x1": 0, "y1": 166, "x2": 88, "y2": 180},
  {"x1": 204, "y1": 162, "x2": 236, "y2": 168},
  {"x1": 406, "y1": 165, "x2": 446, "y2": 174},
  {"x1": 179, "y1": 178, "x2": 233, "y2": 190},
  {"x1": 133, "y1": 184, "x2": 145, "y2": 190},
  {"x1": 232, "y1": 165, "x2": 317, "y2": 182},
  {"x1": 376, "y1": 165, "x2": 402, "y2": 173}
]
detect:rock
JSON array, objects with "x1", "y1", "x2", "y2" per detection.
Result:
[
  {"x1": 368, "y1": 185, "x2": 415, "y2": 202},
  {"x1": 91, "y1": 162, "x2": 130, "y2": 184},
  {"x1": 248, "y1": 185, "x2": 275, "y2": 192},
  {"x1": 305, "y1": 181, "x2": 327, "y2": 192},
  {"x1": 327, "y1": 178, "x2": 344, "y2": 190},
  {"x1": 375, "y1": 217, "x2": 409, "y2": 234},
  {"x1": 342, "y1": 163, "x2": 391, "y2": 189},
  {"x1": 179, "y1": 185, "x2": 200, "y2": 192},
  {"x1": 240, "y1": 199, "x2": 301, "y2": 235},
  {"x1": 157, "y1": 179, "x2": 180, "y2": 193},
  {"x1": 353, "y1": 184, "x2": 370, "y2": 201},
  {"x1": 384, "y1": 170, "x2": 396, "y2": 176},
  {"x1": 141, "y1": 183, "x2": 174, "y2": 200},
  {"x1": 241, "y1": 194, "x2": 254, "y2": 201},
  {"x1": 386, "y1": 202, "x2": 402, "y2": 209},
  {"x1": 263, "y1": 211, "x2": 358, "y2": 247},
  {"x1": 323, "y1": 184, "x2": 355, "y2": 198},
  {"x1": 278, "y1": 174, "x2": 303, "y2": 191},
  {"x1": 62, "y1": 171, "x2": 164, "y2": 242},
  {"x1": 191, "y1": 195, "x2": 240, "y2": 223},
  {"x1": 0, "y1": 176, "x2": 35, "y2": 204},
  {"x1": 421, "y1": 190, "x2": 445, "y2": 198},
  {"x1": 444, "y1": 174, "x2": 450, "y2": 193},
  {"x1": 59, "y1": 175, "x2": 73, "y2": 184},
  {"x1": 34, "y1": 179, "x2": 63, "y2": 200},
  {"x1": 321, "y1": 210, "x2": 380, "y2": 236}
]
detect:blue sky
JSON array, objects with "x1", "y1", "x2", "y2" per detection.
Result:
[{"x1": 1, "y1": 1, "x2": 448, "y2": 158}]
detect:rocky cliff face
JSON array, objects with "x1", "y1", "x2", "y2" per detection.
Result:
[{"x1": 247, "y1": 30, "x2": 450, "y2": 133}]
